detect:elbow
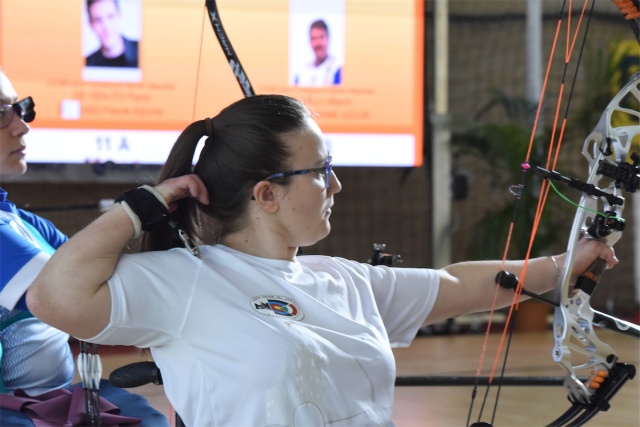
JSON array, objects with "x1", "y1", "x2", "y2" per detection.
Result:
[
  {"x1": 26, "y1": 278, "x2": 80, "y2": 337},
  {"x1": 26, "y1": 274, "x2": 64, "y2": 330},
  {"x1": 27, "y1": 276, "x2": 112, "y2": 340},
  {"x1": 26, "y1": 279, "x2": 50, "y2": 323}
]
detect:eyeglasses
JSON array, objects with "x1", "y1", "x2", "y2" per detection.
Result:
[
  {"x1": 264, "y1": 155, "x2": 333, "y2": 189},
  {"x1": 0, "y1": 97, "x2": 36, "y2": 129}
]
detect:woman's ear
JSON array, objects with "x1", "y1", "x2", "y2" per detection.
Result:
[{"x1": 252, "y1": 181, "x2": 280, "y2": 213}]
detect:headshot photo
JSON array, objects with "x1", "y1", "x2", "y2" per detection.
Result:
[
  {"x1": 82, "y1": 0, "x2": 142, "y2": 82},
  {"x1": 290, "y1": 0, "x2": 345, "y2": 88},
  {"x1": 84, "y1": 0, "x2": 140, "y2": 68}
]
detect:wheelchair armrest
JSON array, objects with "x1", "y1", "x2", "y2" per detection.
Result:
[{"x1": 109, "y1": 361, "x2": 163, "y2": 388}]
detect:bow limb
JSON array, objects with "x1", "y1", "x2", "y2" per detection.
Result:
[
  {"x1": 204, "y1": 0, "x2": 255, "y2": 97},
  {"x1": 611, "y1": 0, "x2": 640, "y2": 42},
  {"x1": 550, "y1": 71, "x2": 639, "y2": 418}
]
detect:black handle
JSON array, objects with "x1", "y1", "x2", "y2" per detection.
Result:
[
  {"x1": 574, "y1": 258, "x2": 608, "y2": 295},
  {"x1": 109, "y1": 361, "x2": 163, "y2": 388}
]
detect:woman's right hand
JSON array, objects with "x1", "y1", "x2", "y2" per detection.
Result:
[{"x1": 153, "y1": 174, "x2": 210, "y2": 213}]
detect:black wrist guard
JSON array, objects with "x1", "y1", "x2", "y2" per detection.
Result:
[{"x1": 115, "y1": 187, "x2": 169, "y2": 231}]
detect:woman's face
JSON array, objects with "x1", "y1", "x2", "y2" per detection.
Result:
[
  {"x1": 0, "y1": 71, "x2": 30, "y2": 179},
  {"x1": 275, "y1": 117, "x2": 342, "y2": 247}
]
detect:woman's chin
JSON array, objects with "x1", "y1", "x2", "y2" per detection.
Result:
[{"x1": 300, "y1": 224, "x2": 331, "y2": 248}]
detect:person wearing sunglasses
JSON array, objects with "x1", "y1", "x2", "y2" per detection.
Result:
[
  {"x1": 0, "y1": 68, "x2": 76, "y2": 395},
  {"x1": 28, "y1": 95, "x2": 617, "y2": 426},
  {"x1": 0, "y1": 68, "x2": 171, "y2": 426}
]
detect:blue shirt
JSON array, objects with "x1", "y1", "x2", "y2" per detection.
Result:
[
  {"x1": 0, "y1": 188, "x2": 66, "y2": 311},
  {"x1": 0, "y1": 188, "x2": 74, "y2": 394}
]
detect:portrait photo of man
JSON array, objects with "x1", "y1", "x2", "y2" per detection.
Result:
[
  {"x1": 84, "y1": 0, "x2": 139, "y2": 68},
  {"x1": 293, "y1": 19, "x2": 343, "y2": 87}
]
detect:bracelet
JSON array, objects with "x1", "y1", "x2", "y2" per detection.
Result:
[
  {"x1": 549, "y1": 256, "x2": 561, "y2": 281},
  {"x1": 115, "y1": 186, "x2": 169, "y2": 237}
]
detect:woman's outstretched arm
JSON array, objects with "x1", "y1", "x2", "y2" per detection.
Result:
[{"x1": 424, "y1": 238, "x2": 618, "y2": 325}]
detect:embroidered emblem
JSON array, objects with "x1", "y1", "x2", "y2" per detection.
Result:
[{"x1": 251, "y1": 295, "x2": 305, "y2": 321}]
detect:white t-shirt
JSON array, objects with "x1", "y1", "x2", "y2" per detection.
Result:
[{"x1": 89, "y1": 245, "x2": 439, "y2": 426}]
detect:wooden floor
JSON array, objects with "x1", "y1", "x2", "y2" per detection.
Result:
[{"x1": 81, "y1": 329, "x2": 639, "y2": 427}]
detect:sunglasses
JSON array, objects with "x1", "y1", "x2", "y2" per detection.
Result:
[
  {"x1": 264, "y1": 155, "x2": 333, "y2": 189},
  {"x1": 0, "y1": 97, "x2": 36, "y2": 129}
]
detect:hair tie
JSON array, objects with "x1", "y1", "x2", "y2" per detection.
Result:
[{"x1": 204, "y1": 117, "x2": 214, "y2": 138}]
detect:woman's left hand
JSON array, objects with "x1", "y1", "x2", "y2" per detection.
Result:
[{"x1": 568, "y1": 238, "x2": 618, "y2": 281}]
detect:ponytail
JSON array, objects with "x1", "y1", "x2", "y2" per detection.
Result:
[{"x1": 140, "y1": 120, "x2": 209, "y2": 253}]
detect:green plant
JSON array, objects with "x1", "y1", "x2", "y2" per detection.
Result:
[
  {"x1": 451, "y1": 39, "x2": 638, "y2": 261},
  {"x1": 452, "y1": 93, "x2": 570, "y2": 260}
]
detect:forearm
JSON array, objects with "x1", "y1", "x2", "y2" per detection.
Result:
[
  {"x1": 451, "y1": 255, "x2": 561, "y2": 308},
  {"x1": 426, "y1": 255, "x2": 561, "y2": 325},
  {"x1": 27, "y1": 204, "x2": 135, "y2": 338}
]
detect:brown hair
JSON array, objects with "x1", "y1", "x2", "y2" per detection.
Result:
[{"x1": 141, "y1": 94, "x2": 311, "y2": 252}]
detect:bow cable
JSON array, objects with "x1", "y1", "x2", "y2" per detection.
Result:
[{"x1": 467, "y1": 1, "x2": 597, "y2": 425}]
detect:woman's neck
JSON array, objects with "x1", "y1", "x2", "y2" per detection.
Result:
[{"x1": 221, "y1": 232, "x2": 298, "y2": 261}]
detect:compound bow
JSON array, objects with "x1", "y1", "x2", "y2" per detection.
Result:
[
  {"x1": 541, "y1": 70, "x2": 639, "y2": 426},
  {"x1": 470, "y1": 1, "x2": 640, "y2": 426},
  {"x1": 543, "y1": 2, "x2": 639, "y2": 423}
]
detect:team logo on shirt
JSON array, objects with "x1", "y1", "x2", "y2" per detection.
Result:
[{"x1": 251, "y1": 295, "x2": 305, "y2": 321}]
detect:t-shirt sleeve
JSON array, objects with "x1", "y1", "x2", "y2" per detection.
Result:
[
  {"x1": 18, "y1": 210, "x2": 68, "y2": 249},
  {"x1": 366, "y1": 264, "x2": 439, "y2": 347},
  {"x1": 0, "y1": 222, "x2": 51, "y2": 310},
  {"x1": 87, "y1": 249, "x2": 201, "y2": 348}
]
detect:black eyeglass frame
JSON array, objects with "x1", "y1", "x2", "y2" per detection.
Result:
[
  {"x1": 0, "y1": 97, "x2": 36, "y2": 129},
  {"x1": 264, "y1": 155, "x2": 333, "y2": 190}
]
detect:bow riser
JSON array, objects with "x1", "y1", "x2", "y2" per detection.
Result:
[
  {"x1": 551, "y1": 201, "x2": 619, "y2": 404},
  {"x1": 552, "y1": 71, "x2": 639, "y2": 406}
]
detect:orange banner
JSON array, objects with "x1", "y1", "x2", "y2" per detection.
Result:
[{"x1": 1, "y1": 0, "x2": 424, "y2": 166}]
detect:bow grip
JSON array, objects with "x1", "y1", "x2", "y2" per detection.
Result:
[
  {"x1": 574, "y1": 258, "x2": 608, "y2": 295},
  {"x1": 109, "y1": 361, "x2": 163, "y2": 388}
]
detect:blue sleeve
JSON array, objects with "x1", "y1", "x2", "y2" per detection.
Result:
[
  {"x1": 0, "y1": 210, "x2": 64, "y2": 311},
  {"x1": 0, "y1": 222, "x2": 45, "y2": 311},
  {"x1": 18, "y1": 210, "x2": 67, "y2": 249}
]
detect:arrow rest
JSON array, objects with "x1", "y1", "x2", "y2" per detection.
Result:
[{"x1": 586, "y1": 211, "x2": 625, "y2": 238}]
